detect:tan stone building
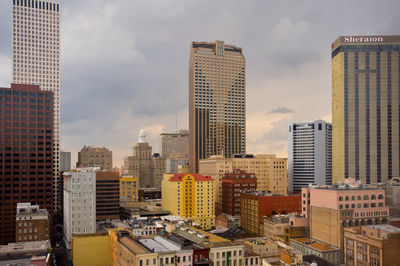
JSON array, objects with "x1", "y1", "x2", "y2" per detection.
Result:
[
  {"x1": 332, "y1": 35, "x2": 400, "y2": 184},
  {"x1": 160, "y1": 130, "x2": 189, "y2": 158},
  {"x1": 124, "y1": 130, "x2": 166, "y2": 188},
  {"x1": 15, "y1": 203, "x2": 49, "y2": 242},
  {"x1": 77, "y1": 145, "x2": 113, "y2": 170},
  {"x1": 344, "y1": 224, "x2": 400, "y2": 266},
  {"x1": 189, "y1": 41, "x2": 246, "y2": 173},
  {"x1": 199, "y1": 154, "x2": 287, "y2": 211}
]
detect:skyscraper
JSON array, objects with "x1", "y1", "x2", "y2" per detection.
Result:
[
  {"x1": 0, "y1": 84, "x2": 54, "y2": 244},
  {"x1": 332, "y1": 36, "x2": 400, "y2": 184},
  {"x1": 288, "y1": 120, "x2": 332, "y2": 192},
  {"x1": 160, "y1": 130, "x2": 189, "y2": 158},
  {"x1": 76, "y1": 146, "x2": 113, "y2": 170},
  {"x1": 12, "y1": 0, "x2": 61, "y2": 210},
  {"x1": 189, "y1": 41, "x2": 246, "y2": 172}
]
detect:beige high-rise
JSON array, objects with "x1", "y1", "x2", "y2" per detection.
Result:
[
  {"x1": 189, "y1": 41, "x2": 246, "y2": 172},
  {"x1": 124, "y1": 130, "x2": 166, "y2": 188},
  {"x1": 199, "y1": 154, "x2": 287, "y2": 211},
  {"x1": 332, "y1": 35, "x2": 400, "y2": 184},
  {"x1": 12, "y1": 0, "x2": 61, "y2": 210},
  {"x1": 160, "y1": 130, "x2": 189, "y2": 158}
]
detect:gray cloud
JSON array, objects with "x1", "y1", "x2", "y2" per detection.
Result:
[
  {"x1": 269, "y1": 107, "x2": 294, "y2": 114},
  {"x1": 0, "y1": 0, "x2": 399, "y2": 166}
]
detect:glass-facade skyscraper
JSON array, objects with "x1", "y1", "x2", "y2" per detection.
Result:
[
  {"x1": 189, "y1": 41, "x2": 246, "y2": 172},
  {"x1": 12, "y1": 0, "x2": 61, "y2": 208},
  {"x1": 332, "y1": 35, "x2": 400, "y2": 184}
]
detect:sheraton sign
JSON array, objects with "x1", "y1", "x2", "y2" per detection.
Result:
[{"x1": 344, "y1": 36, "x2": 384, "y2": 43}]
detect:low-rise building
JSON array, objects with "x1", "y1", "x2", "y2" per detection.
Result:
[
  {"x1": 15, "y1": 203, "x2": 49, "y2": 242},
  {"x1": 139, "y1": 188, "x2": 162, "y2": 201},
  {"x1": 215, "y1": 213, "x2": 240, "y2": 229},
  {"x1": 240, "y1": 192, "x2": 301, "y2": 235},
  {"x1": 263, "y1": 214, "x2": 309, "y2": 244},
  {"x1": 72, "y1": 232, "x2": 111, "y2": 266},
  {"x1": 344, "y1": 224, "x2": 400, "y2": 266},
  {"x1": 0, "y1": 240, "x2": 51, "y2": 266},
  {"x1": 302, "y1": 178, "x2": 389, "y2": 261},
  {"x1": 289, "y1": 238, "x2": 340, "y2": 265}
]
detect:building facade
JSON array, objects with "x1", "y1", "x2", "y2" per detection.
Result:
[
  {"x1": 63, "y1": 167, "x2": 97, "y2": 249},
  {"x1": 0, "y1": 84, "x2": 54, "y2": 244},
  {"x1": 77, "y1": 146, "x2": 113, "y2": 170},
  {"x1": 160, "y1": 130, "x2": 189, "y2": 158},
  {"x1": 60, "y1": 151, "x2": 71, "y2": 172},
  {"x1": 240, "y1": 192, "x2": 301, "y2": 235},
  {"x1": 288, "y1": 120, "x2": 332, "y2": 192},
  {"x1": 199, "y1": 154, "x2": 287, "y2": 211},
  {"x1": 96, "y1": 171, "x2": 120, "y2": 221},
  {"x1": 344, "y1": 224, "x2": 400, "y2": 266},
  {"x1": 189, "y1": 41, "x2": 246, "y2": 172},
  {"x1": 302, "y1": 178, "x2": 389, "y2": 261},
  {"x1": 289, "y1": 238, "x2": 340, "y2": 265},
  {"x1": 162, "y1": 173, "x2": 215, "y2": 230},
  {"x1": 222, "y1": 169, "x2": 257, "y2": 216},
  {"x1": 120, "y1": 176, "x2": 139, "y2": 208},
  {"x1": 16, "y1": 202, "x2": 49, "y2": 242},
  {"x1": 12, "y1": 0, "x2": 61, "y2": 210},
  {"x1": 332, "y1": 35, "x2": 400, "y2": 184},
  {"x1": 124, "y1": 130, "x2": 166, "y2": 188}
]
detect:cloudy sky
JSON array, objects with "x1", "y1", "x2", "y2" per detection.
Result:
[{"x1": 0, "y1": 0, "x2": 399, "y2": 167}]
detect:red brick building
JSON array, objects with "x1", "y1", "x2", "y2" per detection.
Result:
[
  {"x1": 222, "y1": 169, "x2": 257, "y2": 216},
  {"x1": 240, "y1": 191, "x2": 301, "y2": 235},
  {"x1": 0, "y1": 84, "x2": 54, "y2": 244}
]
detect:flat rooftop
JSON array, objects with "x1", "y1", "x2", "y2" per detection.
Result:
[
  {"x1": 0, "y1": 240, "x2": 50, "y2": 255},
  {"x1": 367, "y1": 224, "x2": 400, "y2": 233},
  {"x1": 291, "y1": 238, "x2": 339, "y2": 252},
  {"x1": 120, "y1": 237, "x2": 149, "y2": 254},
  {"x1": 139, "y1": 236, "x2": 181, "y2": 252}
]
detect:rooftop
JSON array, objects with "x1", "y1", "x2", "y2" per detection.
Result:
[
  {"x1": 139, "y1": 236, "x2": 181, "y2": 252},
  {"x1": 0, "y1": 240, "x2": 50, "y2": 256},
  {"x1": 291, "y1": 238, "x2": 339, "y2": 252},
  {"x1": 366, "y1": 224, "x2": 400, "y2": 233},
  {"x1": 169, "y1": 173, "x2": 213, "y2": 182},
  {"x1": 120, "y1": 237, "x2": 149, "y2": 254}
]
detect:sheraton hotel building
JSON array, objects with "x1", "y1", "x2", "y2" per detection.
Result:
[{"x1": 332, "y1": 35, "x2": 400, "y2": 184}]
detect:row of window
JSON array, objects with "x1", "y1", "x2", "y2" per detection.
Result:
[{"x1": 339, "y1": 194, "x2": 383, "y2": 201}]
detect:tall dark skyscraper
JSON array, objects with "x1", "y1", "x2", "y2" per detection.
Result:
[
  {"x1": 332, "y1": 35, "x2": 400, "y2": 184},
  {"x1": 12, "y1": 0, "x2": 61, "y2": 210},
  {"x1": 0, "y1": 84, "x2": 54, "y2": 244},
  {"x1": 189, "y1": 41, "x2": 246, "y2": 172}
]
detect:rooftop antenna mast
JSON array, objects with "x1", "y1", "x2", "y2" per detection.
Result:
[{"x1": 175, "y1": 112, "x2": 178, "y2": 133}]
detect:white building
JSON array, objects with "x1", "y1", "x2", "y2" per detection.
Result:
[
  {"x1": 63, "y1": 167, "x2": 97, "y2": 249},
  {"x1": 288, "y1": 120, "x2": 332, "y2": 192},
  {"x1": 12, "y1": 0, "x2": 61, "y2": 210}
]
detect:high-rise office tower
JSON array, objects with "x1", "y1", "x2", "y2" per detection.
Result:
[
  {"x1": 288, "y1": 120, "x2": 332, "y2": 192},
  {"x1": 0, "y1": 84, "x2": 54, "y2": 244},
  {"x1": 189, "y1": 41, "x2": 246, "y2": 172},
  {"x1": 12, "y1": 0, "x2": 61, "y2": 210},
  {"x1": 160, "y1": 129, "x2": 189, "y2": 158},
  {"x1": 332, "y1": 36, "x2": 400, "y2": 184}
]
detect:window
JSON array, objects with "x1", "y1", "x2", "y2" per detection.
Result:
[
  {"x1": 378, "y1": 194, "x2": 383, "y2": 199},
  {"x1": 339, "y1": 196, "x2": 343, "y2": 201}
]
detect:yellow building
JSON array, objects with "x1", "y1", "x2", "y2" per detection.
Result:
[
  {"x1": 162, "y1": 173, "x2": 215, "y2": 230},
  {"x1": 120, "y1": 176, "x2": 139, "y2": 208},
  {"x1": 72, "y1": 232, "x2": 111, "y2": 266},
  {"x1": 199, "y1": 154, "x2": 287, "y2": 210}
]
